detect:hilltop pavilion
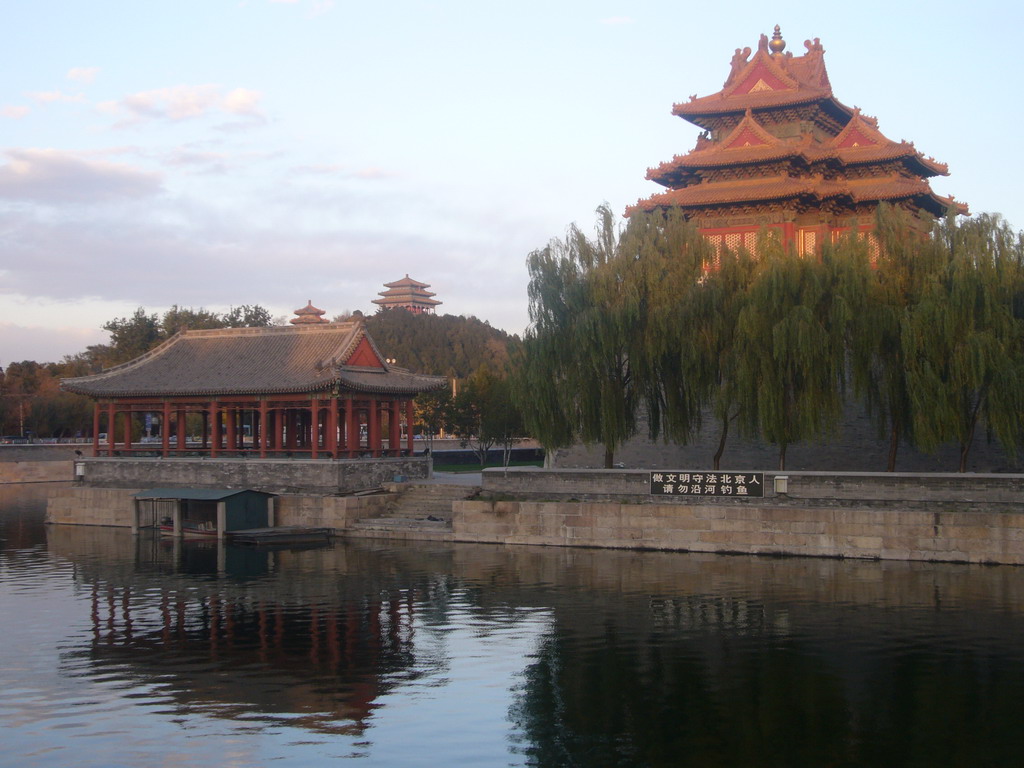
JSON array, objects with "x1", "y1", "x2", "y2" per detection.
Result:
[
  {"x1": 372, "y1": 275, "x2": 442, "y2": 315},
  {"x1": 61, "y1": 308, "x2": 447, "y2": 459},
  {"x1": 630, "y1": 26, "x2": 967, "y2": 258}
]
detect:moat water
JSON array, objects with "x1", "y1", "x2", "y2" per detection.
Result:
[{"x1": 2, "y1": 484, "x2": 1024, "y2": 767}]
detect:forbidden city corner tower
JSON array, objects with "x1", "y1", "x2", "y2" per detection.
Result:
[{"x1": 629, "y1": 25, "x2": 967, "y2": 258}]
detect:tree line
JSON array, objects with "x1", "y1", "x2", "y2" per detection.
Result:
[
  {"x1": 0, "y1": 305, "x2": 275, "y2": 439},
  {"x1": 513, "y1": 204, "x2": 1024, "y2": 472}
]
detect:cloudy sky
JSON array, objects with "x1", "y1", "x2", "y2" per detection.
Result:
[{"x1": 1, "y1": 0, "x2": 1020, "y2": 364}]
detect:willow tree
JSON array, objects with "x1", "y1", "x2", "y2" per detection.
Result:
[
  {"x1": 692, "y1": 244, "x2": 758, "y2": 469},
  {"x1": 515, "y1": 205, "x2": 638, "y2": 468},
  {"x1": 902, "y1": 213, "x2": 1024, "y2": 471},
  {"x1": 734, "y1": 234, "x2": 849, "y2": 470},
  {"x1": 841, "y1": 206, "x2": 938, "y2": 470},
  {"x1": 613, "y1": 208, "x2": 710, "y2": 448}
]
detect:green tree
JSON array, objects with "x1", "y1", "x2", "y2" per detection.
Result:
[
  {"x1": 517, "y1": 205, "x2": 639, "y2": 468},
  {"x1": 700, "y1": 245, "x2": 759, "y2": 469},
  {"x1": 414, "y1": 387, "x2": 453, "y2": 454},
  {"x1": 845, "y1": 206, "x2": 938, "y2": 470},
  {"x1": 223, "y1": 304, "x2": 274, "y2": 328},
  {"x1": 161, "y1": 305, "x2": 223, "y2": 336},
  {"x1": 902, "y1": 213, "x2": 1024, "y2": 471},
  {"x1": 100, "y1": 304, "x2": 276, "y2": 365},
  {"x1": 365, "y1": 310, "x2": 512, "y2": 378},
  {"x1": 448, "y1": 365, "x2": 523, "y2": 466},
  {"x1": 103, "y1": 308, "x2": 162, "y2": 365},
  {"x1": 614, "y1": 207, "x2": 710, "y2": 449},
  {"x1": 734, "y1": 235, "x2": 849, "y2": 470}
]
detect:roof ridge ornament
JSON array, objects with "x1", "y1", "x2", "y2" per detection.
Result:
[{"x1": 769, "y1": 25, "x2": 786, "y2": 56}]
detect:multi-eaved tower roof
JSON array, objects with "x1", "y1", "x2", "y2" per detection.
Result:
[
  {"x1": 372, "y1": 275, "x2": 442, "y2": 315},
  {"x1": 630, "y1": 26, "x2": 966, "y2": 255}
]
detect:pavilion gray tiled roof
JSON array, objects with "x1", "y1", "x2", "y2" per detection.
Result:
[{"x1": 61, "y1": 321, "x2": 448, "y2": 398}]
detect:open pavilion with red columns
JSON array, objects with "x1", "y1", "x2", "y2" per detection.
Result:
[{"x1": 61, "y1": 314, "x2": 447, "y2": 460}]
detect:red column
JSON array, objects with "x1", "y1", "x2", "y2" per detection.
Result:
[
  {"x1": 346, "y1": 399, "x2": 358, "y2": 458},
  {"x1": 122, "y1": 405, "x2": 132, "y2": 452},
  {"x1": 782, "y1": 221, "x2": 797, "y2": 250},
  {"x1": 369, "y1": 399, "x2": 381, "y2": 458},
  {"x1": 225, "y1": 405, "x2": 236, "y2": 454},
  {"x1": 92, "y1": 403, "x2": 101, "y2": 457},
  {"x1": 328, "y1": 398, "x2": 339, "y2": 458},
  {"x1": 259, "y1": 400, "x2": 268, "y2": 458},
  {"x1": 406, "y1": 399, "x2": 415, "y2": 454},
  {"x1": 210, "y1": 402, "x2": 220, "y2": 457},
  {"x1": 310, "y1": 398, "x2": 320, "y2": 459},
  {"x1": 389, "y1": 400, "x2": 401, "y2": 457},
  {"x1": 177, "y1": 409, "x2": 186, "y2": 452},
  {"x1": 107, "y1": 403, "x2": 116, "y2": 455}
]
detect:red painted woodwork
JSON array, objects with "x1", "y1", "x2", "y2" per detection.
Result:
[
  {"x1": 631, "y1": 27, "x2": 966, "y2": 252},
  {"x1": 733, "y1": 60, "x2": 792, "y2": 94},
  {"x1": 725, "y1": 126, "x2": 770, "y2": 149},
  {"x1": 345, "y1": 337, "x2": 384, "y2": 368}
]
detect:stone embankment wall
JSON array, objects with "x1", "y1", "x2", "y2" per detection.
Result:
[
  {"x1": 77, "y1": 456, "x2": 429, "y2": 495},
  {"x1": 0, "y1": 461, "x2": 73, "y2": 484},
  {"x1": 450, "y1": 468, "x2": 1024, "y2": 565},
  {"x1": 0, "y1": 444, "x2": 82, "y2": 484},
  {"x1": 46, "y1": 485, "x2": 392, "y2": 529}
]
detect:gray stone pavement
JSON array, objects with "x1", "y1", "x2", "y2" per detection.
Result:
[{"x1": 425, "y1": 471, "x2": 482, "y2": 486}]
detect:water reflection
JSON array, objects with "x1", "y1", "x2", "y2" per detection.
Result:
[
  {"x1": 48, "y1": 526, "x2": 443, "y2": 738},
  {"x1": 3, "y1": 487, "x2": 1024, "y2": 766}
]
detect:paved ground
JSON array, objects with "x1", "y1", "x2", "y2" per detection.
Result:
[{"x1": 426, "y1": 471, "x2": 482, "y2": 486}]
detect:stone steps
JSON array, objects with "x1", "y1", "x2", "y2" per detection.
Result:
[{"x1": 347, "y1": 482, "x2": 477, "y2": 541}]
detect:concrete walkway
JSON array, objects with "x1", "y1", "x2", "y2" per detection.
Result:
[{"x1": 426, "y1": 471, "x2": 482, "y2": 486}]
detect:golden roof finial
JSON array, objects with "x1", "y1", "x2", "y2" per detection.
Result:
[{"x1": 769, "y1": 24, "x2": 786, "y2": 55}]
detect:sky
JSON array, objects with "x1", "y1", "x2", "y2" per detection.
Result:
[{"x1": 1, "y1": 0, "x2": 1021, "y2": 364}]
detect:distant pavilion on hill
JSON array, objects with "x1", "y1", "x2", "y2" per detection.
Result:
[
  {"x1": 372, "y1": 275, "x2": 442, "y2": 315},
  {"x1": 61, "y1": 307, "x2": 447, "y2": 459}
]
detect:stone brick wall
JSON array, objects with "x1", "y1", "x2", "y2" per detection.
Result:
[
  {"x1": 0, "y1": 444, "x2": 86, "y2": 462},
  {"x1": 46, "y1": 486, "x2": 392, "y2": 530},
  {"x1": 275, "y1": 493, "x2": 391, "y2": 529},
  {"x1": 47, "y1": 485, "x2": 140, "y2": 527},
  {"x1": 452, "y1": 499, "x2": 1024, "y2": 565},
  {"x1": 481, "y1": 467, "x2": 1024, "y2": 506},
  {"x1": 0, "y1": 461, "x2": 74, "y2": 484},
  {"x1": 76, "y1": 456, "x2": 429, "y2": 494},
  {"x1": 458, "y1": 467, "x2": 1024, "y2": 564}
]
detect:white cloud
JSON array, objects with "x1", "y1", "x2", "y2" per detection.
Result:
[
  {"x1": 2, "y1": 105, "x2": 30, "y2": 119},
  {"x1": 0, "y1": 175, "x2": 536, "y2": 351},
  {"x1": 29, "y1": 90, "x2": 85, "y2": 104},
  {"x1": 100, "y1": 84, "x2": 265, "y2": 125},
  {"x1": 354, "y1": 167, "x2": 396, "y2": 180},
  {"x1": 162, "y1": 148, "x2": 230, "y2": 174},
  {"x1": 0, "y1": 321, "x2": 110, "y2": 365},
  {"x1": 0, "y1": 149, "x2": 162, "y2": 204},
  {"x1": 67, "y1": 67, "x2": 100, "y2": 84},
  {"x1": 293, "y1": 163, "x2": 398, "y2": 180},
  {"x1": 223, "y1": 88, "x2": 263, "y2": 116}
]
